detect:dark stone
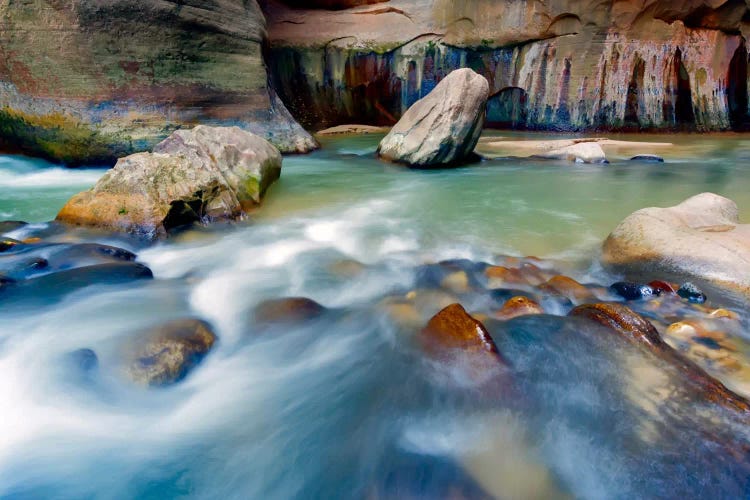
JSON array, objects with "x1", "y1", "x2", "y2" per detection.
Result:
[
  {"x1": 694, "y1": 337, "x2": 722, "y2": 350},
  {"x1": 49, "y1": 243, "x2": 137, "y2": 269},
  {"x1": 0, "y1": 221, "x2": 27, "y2": 234},
  {"x1": 253, "y1": 297, "x2": 327, "y2": 326},
  {"x1": 630, "y1": 154, "x2": 664, "y2": 162},
  {"x1": 2, "y1": 262, "x2": 154, "y2": 306},
  {"x1": 438, "y1": 258, "x2": 490, "y2": 274},
  {"x1": 0, "y1": 256, "x2": 48, "y2": 280},
  {"x1": 127, "y1": 318, "x2": 217, "y2": 386},
  {"x1": 610, "y1": 281, "x2": 655, "y2": 300},
  {"x1": 0, "y1": 237, "x2": 21, "y2": 252},
  {"x1": 677, "y1": 282, "x2": 707, "y2": 303},
  {"x1": 67, "y1": 348, "x2": 99, "y2": 373},
  {"x1": 569, "y1": 303, "x2": 663, "y2": 346}
]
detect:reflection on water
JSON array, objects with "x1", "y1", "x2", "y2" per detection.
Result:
[{"x1": 1, "y1": 133, "x2": 750, "y2": 498}]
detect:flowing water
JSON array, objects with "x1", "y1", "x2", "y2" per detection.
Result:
[{"x1": 1, "y1": 133, "x2": 750, "y2": 499}]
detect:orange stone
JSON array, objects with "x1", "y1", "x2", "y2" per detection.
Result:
[{"x1": 495, "y1": 296, "x2": 544, "y2": 320}]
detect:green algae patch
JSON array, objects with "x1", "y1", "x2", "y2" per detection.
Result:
[{"x1": 0, "y1": 107, "x2": 133, "y2": 166}]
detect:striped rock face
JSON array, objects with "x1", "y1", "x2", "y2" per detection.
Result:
[
  {"x1": 0, "y1": 0, "x2": 316, "y2": 165},
  {"x1": 264, "y1": 0, "x2": 750, "y2": 133}
]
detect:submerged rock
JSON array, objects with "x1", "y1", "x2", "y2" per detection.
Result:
[
  {"x1": 0, "y1": 221, "x2": 27, "y2": 234},
  {"x1": 377, "y1": 69, "x2": 488, "y2": 167},
  {"x1": 253, "y1": 297, "x2": 328, "y2": 326},
  {"x1": 127, "y1": 318, "x2": 217, "y2": 386},
  {"x1": 495, "y1": 296, "x2": 544, "y2": 320},
  {"x1": 57, "y1": 126, "x2": 282, "y2": 237},
  {"x1": 630, "y1": 154, "x2": 664, "y2": 163},
  {"x1": 539, "y1": 275, "x2": 594, "y2": 303},
  {"x1": 535, "y1": 141, "x2": 607, "y2": 164},
  {"x1": 67, "y1": 348, "x2": 99, "y2": 374},
  {"x1": 602, "y1": 193, "x2": 750, "y2": 303},
  {"x1": 419, "y1": 303, "x2": 503, "y2": 365},
  {"x1": 1, "y1": 262, "x2": 154, "y2": 306},
  {"x1": 570, "y1": 303, "x2": 750, "y2": 414},
  {"x1": 0, "y1": 238, "x2": 21, "y2": 252},
  {"x1": 677, "y1": 282, "x2": 708, "y2": 304}
]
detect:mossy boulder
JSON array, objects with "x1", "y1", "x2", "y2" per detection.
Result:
[{"x1": 56, "y1": 126, "x2": 282, "y2": 238}]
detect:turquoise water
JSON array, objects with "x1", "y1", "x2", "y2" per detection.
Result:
[{"x1": 1, "y1": 133, "x2": 750, "y2": 499}]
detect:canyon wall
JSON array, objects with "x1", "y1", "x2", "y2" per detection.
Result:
[
  {"x1": 0, "y1": 0, "x2": 316, "y2": 164},
  {"x1": 264, "y1": 0, "x2": 750, "y2": 132}
]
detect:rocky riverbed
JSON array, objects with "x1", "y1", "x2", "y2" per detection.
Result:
[{"x1": 2, "y1": 132, "x2": 750, "y2": 497}]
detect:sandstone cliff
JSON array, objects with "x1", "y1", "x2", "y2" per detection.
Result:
[
  {"x1": 0, "y1": 0, "x2": 316, "y2": 164},
  {"x1": 263, "y1": 0, "x2": 750, "y2": 132}
]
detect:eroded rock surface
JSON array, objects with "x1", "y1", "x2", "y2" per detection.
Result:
[
  {"x1": 56, "y1": 126, "x2": 282, "y2": 237},
  {"x1": 264, "y1": 0, "x2": 750, "y2": 132},
  {"x1": 602, "y1": 193, "x2": 750, "y2": 303},
  {"x1": 377, "y1": 69, "x2": 488, "y2": 167},
  {"x1": 0, "y1": 0, "x2": 316, "y2": 163},
  {"x1": 126, "y1": 318, "x2": 217, "y2": 386}
]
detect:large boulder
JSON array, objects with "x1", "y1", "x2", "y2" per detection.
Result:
[
  {"x1": 602, "y1": 193, "x2": 750, "y2": 303},
  {"x1": 0, "y1": 0, "x2": 316, "y2": 164},
  {"x1": 56, "y1": 126, "x2": 281, "y2": 238},
  {"x1": 377, "y1": 69, "x2": 489, "y2": 167}
]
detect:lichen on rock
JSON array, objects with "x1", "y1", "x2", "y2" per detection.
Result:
[{"x1": 56, "y1": 126, "x2": 282, "y2": 238}]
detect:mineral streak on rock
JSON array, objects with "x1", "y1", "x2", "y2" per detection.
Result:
[
  {"x1": 264, "y1": 0, "x2": 750, "y2": 132},
  {"x1": 0, "y1": 0, "x2": 316, "y2": 164}
]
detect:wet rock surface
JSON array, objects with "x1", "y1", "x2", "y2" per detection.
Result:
[
  {"x1": 603, "y1": 193, "x2": 750, "y2": 303},
  {"x1": 126, "y1": 318, "x2": 217, "y2": 387},
  {"x1": 57, "y1": 126, "x2": 282, "y2": 238},
  {"x1": 0, "y1": 231, "x2": 151, "y2": 307},
  {"x1": 253, "y1": 297, "x2": 328, "y2": 326},
  {"x1": 265, "y1": 0, "x2": 750, "y2": 133},
  {"x1": 377, "y1": 69, "x2": 489, "y2": 167}
]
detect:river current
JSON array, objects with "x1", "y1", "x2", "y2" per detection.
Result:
[{"x1": 1, "y1": 133, "x2": 750, "y2": 499}]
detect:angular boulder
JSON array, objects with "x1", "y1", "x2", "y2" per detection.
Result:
[
  {"x1": 377, "y1": 69, "x2": 489, "y2": 167},
  {"x1": 126, "y1": 318, "x2": 217, "y2": 387},
  {"x1": 56, "y1": 126, "x2": 282, "y2": 238},
  {"x1": 602, "y1": 193, "x2": 750, "y2": 303}
]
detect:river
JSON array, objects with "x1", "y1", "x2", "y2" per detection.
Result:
[{"x1": 1, "y1": 133, "x2": 750, "y2": 498}]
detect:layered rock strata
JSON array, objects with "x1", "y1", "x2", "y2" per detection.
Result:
[
  {"x1": 0, "y1": 0, "x2": 316, "y2": 164},
  {"x1": 264, "y1": 0, "x2": 750, "y2": 132}
]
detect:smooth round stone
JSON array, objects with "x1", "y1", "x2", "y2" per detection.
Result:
[
  {"x1": 253, "y1": 297, "x2": 327, "y2": 326},
  {"x1": 495, "y1": 296, "x2": 544, "y2": 320},
  {"x1": 67, "y1": 348, "x2": 99, "y2": 373},
  {"x1": 127, "y1": 318, "x2": 217, "y2": 386},
  {"x1": 610, "y1": 281, "x2": 655, "y2": 301},
  {"x1": 677, "y1": 282, "x2": 707, "y2": 304}
]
